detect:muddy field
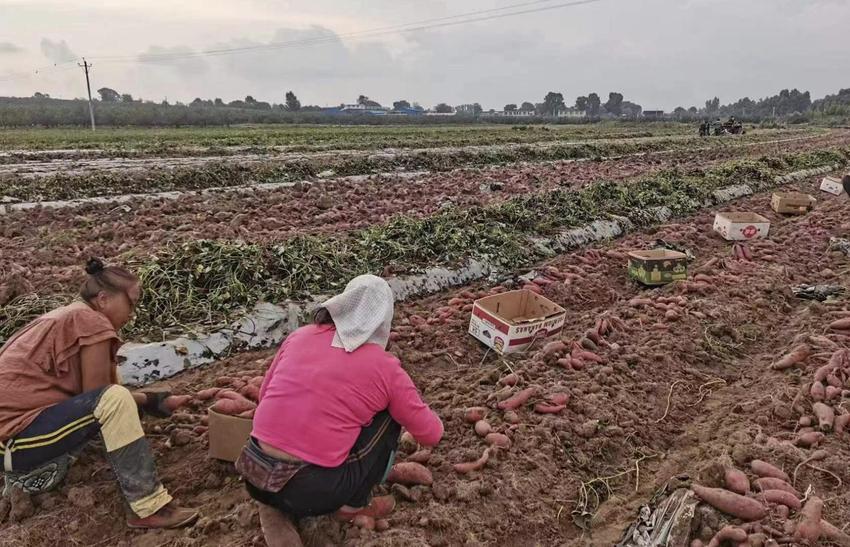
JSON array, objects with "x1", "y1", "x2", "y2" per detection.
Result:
[
  {"x1": 2, "y1": 131, "x2": 848, "y2": 308},
  {"x1": 2, "y1": 165, "x2": 849, "y2": 546}
]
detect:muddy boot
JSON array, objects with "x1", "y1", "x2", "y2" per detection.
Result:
[
  {"x1": 126, "y1": 502, "x2": 199, "y2": 529},
  {"x1": 257, "y1": 502, "x2": 303, "y2": 547}
]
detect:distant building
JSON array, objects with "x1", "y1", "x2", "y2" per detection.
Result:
[
  {"x1": 555, "y1": 109, "x2": 586, "y2": 118},
  {"x1": 643, "y1": 110, "x2": 665, "y2": 120},
  {"x1": 339, "y1": 103, "x2": 391, "y2": 115}
]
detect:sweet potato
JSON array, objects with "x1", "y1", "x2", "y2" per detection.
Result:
[
  {"x1": 572, "y1": 347, "x2": 606, "y2": 364},
  {"x1": 237, "y1": 409, "x2": 255, "y2": 419},
  {"x1": 453, "y1": 447, "x2": 491, "y2": 474},
  {"x1": 405, "y1": 450, "x2": 431, "y2": 464},
  {"x1": 497, "y1": 387, "x2": 537, "y2": 410},
  {"x1": 214, "y1": 376, "x2": 236, "y2": 387},
  {"x1": 195, "y1": 387, "x2": 222, "y2": 400},
  {"x1": 474, "y1": 420, "x2": 492, "y2": 437},
  {"x1": 707, "y1": 526, "x2": 747, "y2": 547},
  {"x1": 503, "y1": 411, "x2": 520, "y2": 424},
  {"x1": 821, "y1": 519, "x2": 850, "y2": 547},
  {"x1": 834, "y1": 413, "x2": 850, "y2": 436},
  {"x1": 498, "y1": 373, "x2": 520, "y2": 387},
  {"x1": 795, "y1": 431, "x2": 825, "y2": 448},
  {"x1": 542, "y1": 341, "x2": 567, "y2": 356},
  {"x1": 753, "y1": 477, "x2": 800, "y2": 497},
  {"x1": 464, "y1": 407, "x2": 488, "y2": 424},
  {"x1": 691, "y1": 484, "x2": 767, "y2": 521},
  {"x1": 828, "y1": 318, "x2": 850, "y2": 331},
  {"x1": 724, "y1": 468, "x2": 750, "y2": 495},
  {"x1": 750, "y1": 460, "x2": 790, "y2": 482},
  {"x1": 794, "y1": 496, "x2": 823, "y2": 544},
  {"x1": 352, "y1": 515, "x2": 375, "y2": 530},
  {"x1": 810, "y1": 381, "x2": 826, "y2": 401},
  {"x1": 812, "y1": 402, "x2": 835, "y2": 432},
  {"x1": 386, "y1": 462, "x2": 433, "y2": 486},
  {"x1": 239, "y1": 384, "x2": 261, "y2": 402},
  {"x1": 485, "y1": 433, "x2": 512, "y2": 449},
  {"x1": 249, "y1": 376, "x2": 265, "y2": 387},
  {"x1": 547, "y1": 392, "x2": 570, "y2": 406},
  {"x1": 211, "y1": 397, "x2": 256, "y2": 416},
  {"x1": 534, "y1": 403, "x2": 566, "y2": 414},
  {"x1": 771, "y1": 345, "x2": 810, "y2": 370},
  {"x1": 814, "y1": 363, "x2": 840, "y2": 383},
  {"x1": 759, "y1": 489, "x2": 801, "y2": 510}
]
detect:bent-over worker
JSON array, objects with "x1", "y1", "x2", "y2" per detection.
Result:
[
  {"x1": 0, "y1": 258, "x2": 198, "y2": 529},
  {"x1": 238, "y1": 274, "x2": 443, "y2": 546}
]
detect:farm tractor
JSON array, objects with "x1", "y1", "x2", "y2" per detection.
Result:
[{"x1": 699, "y1": 117, "x2": 745, "y2": 136}]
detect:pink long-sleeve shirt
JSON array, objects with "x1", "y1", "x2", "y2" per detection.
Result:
[{"x1": 252, "y1": 324, "x2": 443, "y2": 468}]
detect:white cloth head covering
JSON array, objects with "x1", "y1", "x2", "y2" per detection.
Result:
[{"x1": 322, "y1": 274, "x2": 394, "y2": 353}]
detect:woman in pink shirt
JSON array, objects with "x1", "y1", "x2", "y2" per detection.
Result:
[{"x1": 237, "y1": 275, "x2": 443, "y2": 545}]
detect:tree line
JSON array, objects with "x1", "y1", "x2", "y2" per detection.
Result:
[{"x1": 3, "y1": 86, "x2": 849, "y2": 128}]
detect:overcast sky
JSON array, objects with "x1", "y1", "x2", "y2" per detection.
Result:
[{"x1": 0, "y1": 0, "x2": 848, "y2": 110}]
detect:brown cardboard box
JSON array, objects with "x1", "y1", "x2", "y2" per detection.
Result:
[
  {"x1": 771, "y1": 192, "x2": 815, "y2": 215},
  {"x1": 627, "y1": 249, "x2": 688, "y2": 286},
  {"x1": 208, "y1": 408, "x2": 253, "y2": 462},
  {"x1": 468, "y1": 289, "x2": 566, "y2": 354}
]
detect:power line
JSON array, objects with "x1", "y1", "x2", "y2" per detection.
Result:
[
  {"x1": 90, "y1": 0, "x2": 571, "y2": 63},
  {"x1": 92, "y1": 0, "x2": 604, "y2": 64},
  {"x1": 0, "y1": 0, "x2": 603, "y2": 81}
]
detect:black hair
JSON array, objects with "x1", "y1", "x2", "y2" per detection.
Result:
[{"x1": 79, "y1": 257, "x2": 139, "y2": 304}]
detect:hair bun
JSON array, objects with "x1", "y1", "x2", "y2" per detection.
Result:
[{"x1": 85, "y1": 257, "x2": 105, "y2": 275}]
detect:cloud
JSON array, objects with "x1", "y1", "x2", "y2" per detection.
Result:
[
  {"x1": 0, "y1": 42, "x2": 23, "y2": 54},
  {"x1": 138, "y1": 45, "x2": 209, "y2": 75},
  {"x1": 40, "y1": 38, "x2": 77, "y2": 63}
]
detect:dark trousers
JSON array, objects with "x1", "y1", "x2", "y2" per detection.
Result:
[{"x1": 245, "y1": 410, "x2": 401, "y2": 519}]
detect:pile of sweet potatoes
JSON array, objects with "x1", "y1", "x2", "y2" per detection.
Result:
[
  {"x1": 196, "y1": 374, "x2": 265, "y2": 418},
  {"x1": 689, "y1": 459, "x2": 850, "y2": 546}
]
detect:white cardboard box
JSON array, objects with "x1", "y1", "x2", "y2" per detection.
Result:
[
  {"x1": 468, "y1": 289, "x2": 566, "y2": 354},
  {"x1": 713, "y1": 212, "x2": 771, "y2": 241},
  {"x1": 820, "y1": 176, "x2": 847, "y2": 197}
]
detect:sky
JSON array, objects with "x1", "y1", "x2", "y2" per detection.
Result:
[{"x1": 0, "y1": 0, "x2": 848, "y2": 111}]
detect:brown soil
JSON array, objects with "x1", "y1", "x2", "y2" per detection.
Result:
[
  {"x1": 1, "y1": 132, "x2": 848, "y2": 304},
  {"x1": 2, "y1": 170, "x2": 849, "y2": 546}
]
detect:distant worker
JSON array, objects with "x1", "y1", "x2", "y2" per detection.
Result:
[
  {"x1": 0, "y1": 258, "x2": 199, "y2": 529},
  {"x1": 238, "y1": 275, "x2": 444, "y2": 547},
  {"x1": 843, "y1": 174, "x2": 850, "y2": 195}
]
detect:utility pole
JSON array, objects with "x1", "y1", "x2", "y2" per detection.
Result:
[{"x1": 79, "y1": 58, "x2": 96, "y2": 131}]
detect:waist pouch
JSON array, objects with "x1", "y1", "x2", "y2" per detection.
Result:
[{"x1": 235, "y1": 437, "x2": 306, "y2": 493}]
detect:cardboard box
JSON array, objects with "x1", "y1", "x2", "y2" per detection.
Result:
[
  {"x1": 820, "y1": 176, "x2": 847, "y2": 197},
  {"x1": 468, "y1": 289, "x2": 566, "y2": 354},
  {"x1": 627, "y1": 249, "x2": 688, "y2": 286},
  {"x1": 208, "y1": 408, "x2": 253, "y2": 462},
  {"x1": 771, "y1": 192, "x2": 815, "y2": 215},
  {"x1": 713, "y1": 212, "x2": 771, "y2": 241}
]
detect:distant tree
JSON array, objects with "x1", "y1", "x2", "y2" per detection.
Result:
[
  {"x1": 161, "y1": 99, "x2": 170, "y2": 106},
  {"x1": 191, "y1": 98, "x2": 204, "y2": 107},
  {"x1": 214, "y1": 98, "x2": 224, "y2": 106},
  {"x1": 357, "y1": 95, "x2": 369, "y2": 105},
  {"x1": 688, "y1": 106, "x2": 698, "y2": 114},
  {"x1": 587, "y1": 93, "x2": 602, "y2": 117},
  {"x1": 541, "y1": 92, "x2": 566, "y2": 116},
  {"x1": 604, "y1": 92, "x2": 624, "y2": 116},
  {"x1": 97, "y1": 87, "x2": 120, "y2": 102},
  {"x1": 245, "y1": 95, "x2": 257, "y2": 105},
  {"x1": 455, "y1": 103, "x2": 482, "y2": 115},
  {"x1": 520, "y1": 101, "x2": 535, "y2": 112},
  {"x1": 575, "y1": 96, "x2": 588, "y2": 112},
  {"x1": 504, "y1": 104, "x2": 518, "y2": 112},
  {"x1": 393, "y1": 100, "x2": 411, "y2": 110},
  {"x1": 621, "y1": 101, "x2": 643, "y2": 118},
  {"x1": 705, "y1": 96, "x2": 720, "y2": 114},
  {"x1": 32, "y1": 92, "x2": 50, "y2": 99},
  {"x1": 121, "y1": 94, "x2": 134, "y2": 103},
  {"x1": 412, "y1": 102, "x2": 424, "y2": 111},
  {"x1": 434, "y1": 103, "x2": 454, "y2": 113},
  {"x1": 285, "y1": 91, "x2": 301, "y2": 111},
  {"x1": 673, "y1": 106, "x2": 687, "y2": 119}
]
